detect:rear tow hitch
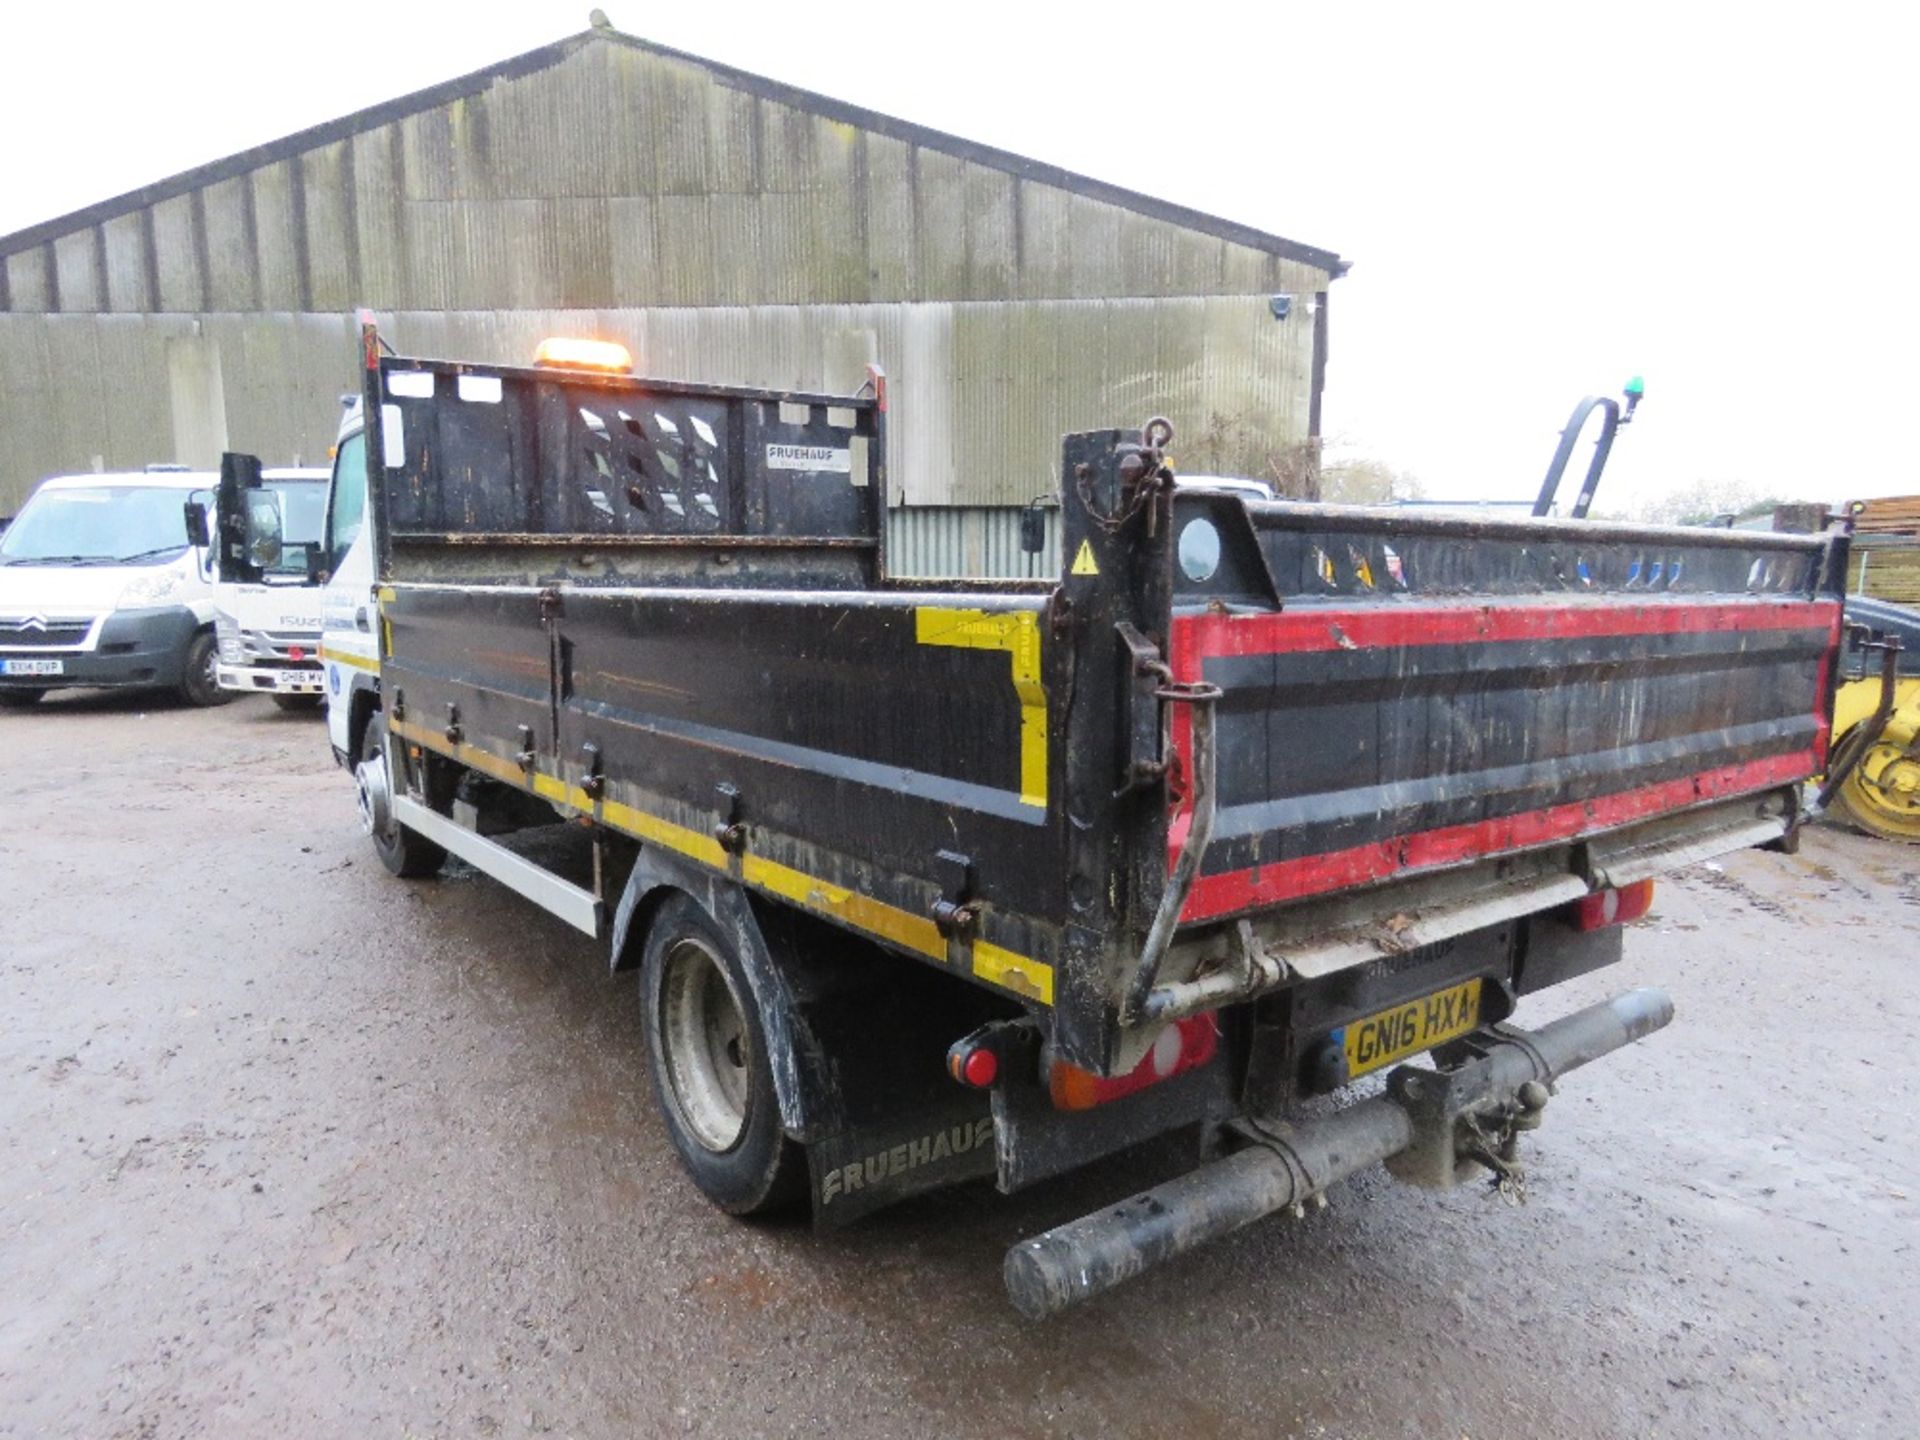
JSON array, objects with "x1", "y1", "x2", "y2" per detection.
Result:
[{"x1": 1003, "y1": 987, "x2": 1673, "y2": 1320}]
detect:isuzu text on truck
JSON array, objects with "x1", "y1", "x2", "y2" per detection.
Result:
[{"x1": 243, "y1": 318, "x2": 1884, "y2": 1316}]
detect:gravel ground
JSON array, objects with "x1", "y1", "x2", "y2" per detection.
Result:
[{"x1": 2, "y1": 694, "x2": 1915, "y2": 1439}]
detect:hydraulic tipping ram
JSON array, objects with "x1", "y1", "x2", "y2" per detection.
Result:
[{"x1": 1003, "y1": 987, "x2": 1674, "y2": 1319}]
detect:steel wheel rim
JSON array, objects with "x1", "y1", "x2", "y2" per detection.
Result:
[
  {"x1": 1843, "y1": 726, "x2": 1920, "y2": 840},
  {"x1": 355, "y1": 746, "x2": 391, "y2": 839},
  {"x1": 659, "y1": 937, "x2": 751, "y2": 1152}
]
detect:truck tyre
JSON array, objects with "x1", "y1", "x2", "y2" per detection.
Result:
[
  {"x1": 176, "y1": 630, "x2": 230, "y2": 707},
  {"x1": 272, "y1": 693, "x2": 325, "y2": 714},
  {"x1": 640, "y1": 895, "x2": 804, "y2": 1215},
  {"x1": 358, "y1": 714, "x2": 447, "y2": 878}
]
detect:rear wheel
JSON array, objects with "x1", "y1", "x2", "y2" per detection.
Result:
[
  {"x1": 176, "y1": 630, "x2": 230, "y2": 707},
  {"x1": 1832, "y1": 717, "x2": 1920, "y2": 843},
  {"x1": 357, "y1": 714, "x2": 447, "y2": 877},
  {"x1": 640, "y1": 895, "x2": 803, "y2": 1214},
  {"x1": 272, "y1": 693, "x2": 324, "y2": 713}
]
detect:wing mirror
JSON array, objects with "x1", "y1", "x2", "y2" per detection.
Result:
[
  {"x1": 183, "y1": 500, "x2": 210, "y2": 548},
  {"x1": 1019, "y1": 501, "x2": 1048, "y2": 555}
]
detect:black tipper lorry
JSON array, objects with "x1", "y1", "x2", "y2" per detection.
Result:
[{"x1": 290, "y1": 318, "x2": 1858, "y2": 1316}]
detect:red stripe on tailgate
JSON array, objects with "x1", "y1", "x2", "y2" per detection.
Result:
[
  {"x1": 1171, "y1": 598, "x2": 1840, "y2": 661},
  {"x1": 1179, "y1": 748, "x2": 1816, "y2": 922}
]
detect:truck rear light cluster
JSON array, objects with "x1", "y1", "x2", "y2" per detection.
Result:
[
  {"x1": 1568, "y1": 878, "x2": 1656, "y2": 931},
  {"x1": 1049, "y1": 1016, "x2": 1218, "y2": 1111}
]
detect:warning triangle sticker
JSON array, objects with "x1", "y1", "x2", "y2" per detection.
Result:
[{"x1": 1070, "y1": 539, "x2": 1100, "y2": 576}]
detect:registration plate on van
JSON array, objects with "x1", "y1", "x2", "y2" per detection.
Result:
[
  {"x1": 2, "y1": 658, "x2": 63, "y2": 676},
  {"x1": 1340, "y1": 978, "x2": 1483, "y2": 1079}
]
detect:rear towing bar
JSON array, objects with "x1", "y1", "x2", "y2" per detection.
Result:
[{"x1": 1004, "y1": 987, "x2": 1674, "y2": 1319}]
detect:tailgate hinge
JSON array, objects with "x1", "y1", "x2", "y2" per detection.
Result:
[{"x1": 1114, "y1": 621, "x2": 1173, "y2": 798}]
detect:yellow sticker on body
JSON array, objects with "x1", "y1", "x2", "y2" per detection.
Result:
[{"x1": 1071, "y1": 539, "x2": 1100, "y2": 576}]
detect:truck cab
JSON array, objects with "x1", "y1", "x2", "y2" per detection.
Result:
[
  {"x1": 205, "y1": 466, "x2": 330, "y2": 708},
  {"x1": 0, "y1": 467, "x2": 227, "y2": 707},
  {"x1": 314, "y1": 399, "x2": 378, "y2": 764}
]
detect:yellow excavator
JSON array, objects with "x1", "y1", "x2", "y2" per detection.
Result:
[{"x1": 1828, "y1": 597, "x2": 1920, "y2": 842}]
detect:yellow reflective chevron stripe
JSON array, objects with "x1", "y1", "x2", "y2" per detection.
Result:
[
  {"x1": 320, "y1": 645, "x2": 379, "y2": 674},
  {"x1": 385, "y1": 715, "x2": 1052, "y2": 1005},
  {"x1": 972, "y1": 939, "x2": 1054, "y2": 1006},
  {"x1": 913, "y1": 606, "x2": 1046, "y2": 809}
]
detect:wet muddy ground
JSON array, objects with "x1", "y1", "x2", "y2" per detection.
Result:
[{"x1": 2, "y1": 696, "x2": 1916, "y2": 1438}]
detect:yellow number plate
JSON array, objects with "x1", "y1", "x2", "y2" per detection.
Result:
[{"x1": 1341, "y1": 978, "x2": 1483, "y2": 1079}]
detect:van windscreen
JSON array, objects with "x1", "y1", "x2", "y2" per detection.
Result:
[{"x1": 0, "y1": 486, "x2": 193, "y2": 565}]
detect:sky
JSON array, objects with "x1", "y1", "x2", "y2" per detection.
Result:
[{"x1": 3, "y1": 0, "x2": 1915, "y2": 513}]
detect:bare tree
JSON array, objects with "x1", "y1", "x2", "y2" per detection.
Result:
[
  {"x1": 1321, "y1": 455, "x2": 1426, "y2": 505},
  {"x1": 1176, "y1": 410, "x2": 1323, "y2": 500},
  {"x1": 1602, "y1": 477, "x2": 1789, "y2": 528}
]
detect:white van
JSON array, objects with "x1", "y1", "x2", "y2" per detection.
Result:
[{"x1": 0, "y1": 467, "x2": 226, "y2": 707}]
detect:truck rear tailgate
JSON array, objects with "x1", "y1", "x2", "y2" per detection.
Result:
[{"x1": 1164, "y1": 498, "x2": 1841, "y2": 924}]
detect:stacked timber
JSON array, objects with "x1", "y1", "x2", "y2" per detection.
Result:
[
  {"x1": 1853, "y1": 495, "x2": 1920, "y2": 534},
  {"x1": 1848, "y1": 494, "x2": 1920, "y2": 604}
]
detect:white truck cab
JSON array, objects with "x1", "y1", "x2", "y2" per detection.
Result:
[
  {"x1": 0, "y1": 467, "x2": 228, "y2": 707},
  {"x1": 205, "y1": 466, "x2": 330, "y2": 709},
  {"x1": 316, "y1": 399, "x2": 378, "y2": 766}
]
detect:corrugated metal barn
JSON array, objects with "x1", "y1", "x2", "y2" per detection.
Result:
[{"x1": 0, "y1": 22, "x2": 1343, "y2": 570}]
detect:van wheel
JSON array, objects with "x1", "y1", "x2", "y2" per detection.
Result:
[
  {"x1": 177, "y1": 630, "x2": 230, "y2": 707},
  {"x1": 358, "y1": 714, "x2": 447, "y2": 878},
  {"x1": 640, "y1": 895, "x2": 803, "y2": 1214},
  {"x1": 272, "y1": 693, "x2": 324, "y2": 713}
]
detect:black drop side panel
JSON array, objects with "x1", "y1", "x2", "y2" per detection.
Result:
[{"x1": 381, "y1": 582, "x2": 1068, "y2": 928}]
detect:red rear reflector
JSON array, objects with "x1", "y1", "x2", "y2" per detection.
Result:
[
  {"x1": 1569, "y1": 878, "x2": 1656, "y2": 931},
  {"x1": 1050, "y1": 1016, "x2": 1219, "y2": 1111},
  {"x1": 948, "y1": 1040, "x2": 1000, "y2": 1089}
]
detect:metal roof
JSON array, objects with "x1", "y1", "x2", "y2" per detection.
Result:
[{"x1": 0, "y1": 27, "x2": 1345, "y2": 276}]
